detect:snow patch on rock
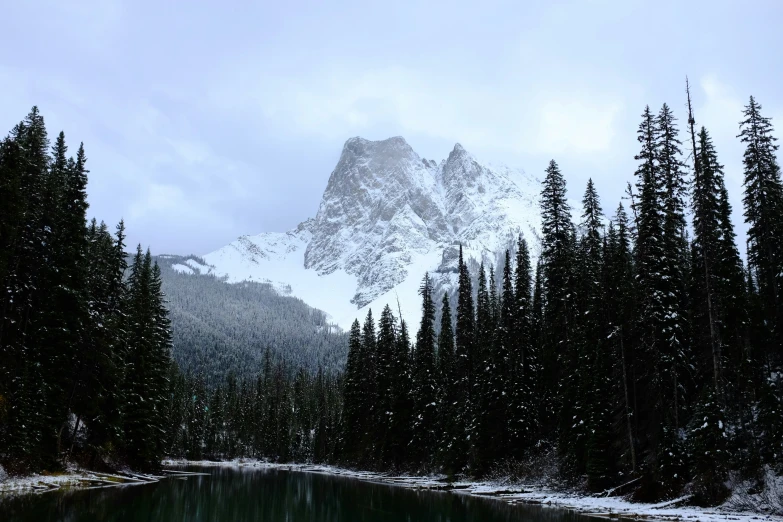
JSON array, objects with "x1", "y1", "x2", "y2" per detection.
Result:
[{"x1": 203, "y1": 137, "x2": 541, "y2": 329}]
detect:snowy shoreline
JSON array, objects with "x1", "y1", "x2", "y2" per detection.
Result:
[
  {"x1": 3, "y1": 459, "x2": 782, "y2": 522},
  {"x1": 0, "y1": 466, "x2": 198, "y2": 495},
  {"x1": 162, "y1": 459, "x2": 783, "y2": 522}
]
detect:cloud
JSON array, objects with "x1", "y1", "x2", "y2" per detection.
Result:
[
  {"x1": 248, "y1": 66, "x2": 624, "y2": 158},
  {"x1": 534, "y1": 97, "x2": 622, "y2": 154},
  {"x1": 128, "y1": 182, "x2": 234, "y2": 232},
  {"x1": 699, "y1": 75, "x2": 745, "y2": 144}
]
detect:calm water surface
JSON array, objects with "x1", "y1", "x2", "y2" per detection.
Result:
[{"x1": 0, "y1": 466, "x2": 595, "y2": 521}]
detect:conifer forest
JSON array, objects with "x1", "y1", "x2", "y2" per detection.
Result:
[{"x1": 2, "y1": 83, "x2": 783, "y2": 508}]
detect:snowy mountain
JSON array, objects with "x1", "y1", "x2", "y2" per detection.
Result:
[{"x1": 201, "y1": 136, "x2": 541, "y2": 330}]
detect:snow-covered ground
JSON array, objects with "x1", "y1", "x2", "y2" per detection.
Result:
[
  {"x1": 162, "y1": 459, "x2": 783, "y2": 521},
  {"x1": 0, "y1": 464, "x2": 167, "y2": 495}
]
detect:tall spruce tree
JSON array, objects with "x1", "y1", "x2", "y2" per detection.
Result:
[
  {"x1": 473, "y1": 262, "x2": 492, "y2": 469},
  {"x1": 575, "y1": 179, "x2": 613, "y2": 487},
  {"x1": 453, "y1": 245, "x2": 475, "y2": 471},
  {"x1": 436, "y1": 293, "x2": 460, "y2": 472},
  {"x1": 539, "y1": 159, "x2": 579, "y2": 473},
  {"x1": 633, "y1": 105, "x2": 667, "y2": 496},
  {"x1": 387, "y1": 318, "x2": 413, "y2": 468},
  {"x1": 411, "y1": 274, "x2": 437, "y2": 467},
  {"x1": 342, "y1": 320, "x2": 362, "y2": 463},
  {"x1": 375, "y1": 305, "x2": 397, "y2": 463},
  {"x1": 510, "y1": 235, "x2": 536, "y2": 456},
  {"x1": 0, "y1": 108, "x2": 176, "y2": 474},
  {"x1": 738, "y1": 96, "x2": 783, "y2": 369},
  {"x1": 604, "y1": 205, "x2": 638, "y2": 474},
  {"x1": 359, "y1": 309, "x2": 378, "y2": 463}
]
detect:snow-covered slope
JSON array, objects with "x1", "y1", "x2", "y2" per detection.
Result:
[{"x1": 202, "y1": 136, "x2": 540, "y2": 330}]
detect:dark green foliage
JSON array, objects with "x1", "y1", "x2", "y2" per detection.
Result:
[
  {"x1": 436, "y1": 293, "x2": 460, "y2": 472},
  {"x1": 0, "y1": 108, "x2": 174, "y2": 473},
  {"x1": 452, "y1": 245, "x2": 475, "y2": 471},
  {"x1": 473, "y1": 259, "x2": 508, "y2": 474},
  {"x1": 375, "y1": 305, "x2": 397, "y2": 464},
  {"x1": 539, "y1": 160, "x2": 583, "y2": 477},
  {"x1": 154, "y1": 255, "x2": 347, "y2": 384},
  {"x1": 739, "y1": 97, "x2": 783, "y2": 369},
  {"x1": 603, "y1": 205, "x2": 638, "y2": 474},
  {"x1": 631, "y1": 104, "x2": 687, "y2": 499},
  {"x1": 165, "y1": 351, "x2": 343, "y2": 465},
  {"x1": 687, "y1": 387, "x2": 730, "y2": 505},
  {"x1": 411, "y1": 274, "x2": 438, "y2": 467},
  {"x1": 341, "y1": 320, "x2": 363, "y2": 464},
  {"x1": 358, "y1": 309, "x2": 378, "y2": 463},
  {"x1": 387, "y1": 318, "x2": 413, "y2": 468},
  {"x1": 123, "y1": 248, "x2": 174, "y2": 470},
  {"x1": 509, "y1": 236, "x2": 536, "y2": 455}
]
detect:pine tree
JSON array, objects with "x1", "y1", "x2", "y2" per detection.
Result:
[
  {"x1": 123, "y1": 247, "x2": 155, "y2": 468},
  {"x1": 738, "y1": 96, "x2": 783, "y2": 369},
  {"x1": 687, "y1": 387, "x2": 730, "y2": 505},
  {"x1": 568, "y1": 179, "x2": 604, "y2": 478},
  {"x1": 387, "y1": 317, "x2": 413, "y2": 468},
  {"x1": 586, "y1": 336, "x2": 614, "y2": 492},
  {"x1": 359, "y1": 309, "x2": 378, "y2": 463},
  {"x1": 633, "y1": 105, "x2": 677, "y2": 498},
  {"x1": 539, "y1": 159, "x2": 579, "y2": 474},
  {"x1": 453, "y1": 245, "x2": 475, "y2": 471},
  {"x1": 411, "y1": 274, "x2": 437, "y2": 467},
  {"x1": 497, "y1": 250, "x2": 515, "y2": 456},
  {"x1": 604, "y1": 205, "x2": 638, "y2": 474},
  {"x1": 313, "y1": 367, "x2": 330, "y2": 463},
  {"x1": 3, "y1": 109, "x2": 51, "y2": 467},
  {"x1": 573, "y1": 179, "x2": 613, "y2": 487},
  {"x1": 531, "y1": 259, "x2": 546, "y2": 439},
  {"x1": 656, "y1": 102, "x2": 690, "y2": 432},
  {"x1": 510, "y1": 236, "x2": 536, "y2": 457},
  {"x1": 436, "y1": 293, "x2": 460, "y2": 473},
  {"x1": 342, "y1": 320, "x2": 362, "y2": 463},
  {"x1": 149, "y1": 261, "x2": 173, "y2": 459},
  {"x1": 475, "y1": 254, "x2": 513, "y2": 473},
  {"x1": 375, "y1": 305, "x2": 397, "y2": 464}
]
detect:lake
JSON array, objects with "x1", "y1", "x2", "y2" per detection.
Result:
[{"x1": 0, "y1": 466, "x2": 595, "y2": 521}]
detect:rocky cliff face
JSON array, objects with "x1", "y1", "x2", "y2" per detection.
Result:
[{"x1": 202, "y1": 136, "x2": 540, "y2": 328}]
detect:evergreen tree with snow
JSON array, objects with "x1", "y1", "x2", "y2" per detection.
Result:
[
  {"x1": 603, "y1": 205, "x2": 638, "y2": 475},
  {"x1": 411, "y1": 274, "x2": 438, "y2": 467},
  {"x1": 342, "y1": 319, "x2": 363, "y2": 463},
  {"x1": 510, "y1": 235, "x2": 536, "y2": 456},
  {"x1": 452, "y1": 245, "x2": 475, "y2": 471},
  {"x1": 387, "y1": 318, "x2": 413, "y2": 468},
  {"x1": 539, "y1": 159, "x2": 580, "y2": 475},
  {"x1": 739, "y1": 96, "x2": 783, "y2": 369},
  {"x1": 567, "y1": 179, "x2": 605, "y2": 477},
  {"x1": 687, "y1": 386, "x2": 730, "y2": 505},
  {"x1": 358, "y1": 309, "x2": 378, "y2": 463},
  {"x1": 375, "y1": 305, "x2": 397, "y2": 464},
  {"x1": 436, "y1": 293, "x2": 460, "y2": 473},
  {"x1": 632, "y1": 105, "x2": 685, "y2": 498}
]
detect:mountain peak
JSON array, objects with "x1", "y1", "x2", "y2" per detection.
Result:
[
  {"x1": 343, "y1": 135, "x2": 411, "y2": 153},
  {"x1": 203, "y1": 134, "x2": 541, "y2": 328}
]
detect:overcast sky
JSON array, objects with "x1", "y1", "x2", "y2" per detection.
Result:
[{"x1": 1, "y1": 0, "x2": 781, "y2": 255}]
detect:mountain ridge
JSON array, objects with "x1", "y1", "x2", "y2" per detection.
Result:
[{"x1": 199, "y1": 136, "x2": 541, "y2": 329}]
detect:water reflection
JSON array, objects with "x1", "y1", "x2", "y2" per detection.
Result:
[{"x1": 0, "y1": 466, "x2": 593, "y2": 522}]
